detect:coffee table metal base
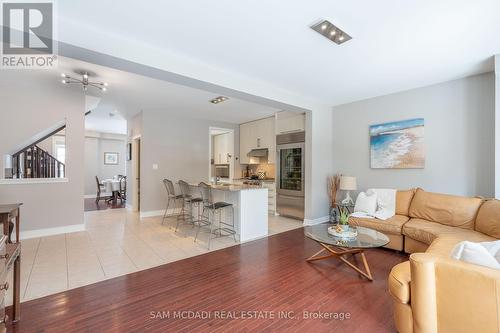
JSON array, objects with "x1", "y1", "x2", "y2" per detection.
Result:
[{"x1": 306, "y1": 242, "x2": 373, "y2": 281}]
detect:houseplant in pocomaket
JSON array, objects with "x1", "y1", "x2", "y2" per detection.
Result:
[{"x1": 338, "y1": 207, "x2": 350, "y2": 232}]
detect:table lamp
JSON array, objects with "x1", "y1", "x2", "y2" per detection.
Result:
[{"x1": 339, "y1": 176, "x2": 357, "y2": 205}]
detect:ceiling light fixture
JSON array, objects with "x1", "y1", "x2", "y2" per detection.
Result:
[
  {"x1": 311, "y1": 20, "x2": 352, "y2": 45},
  {"x1": 210, "y1": 96, "x2": 229, "y2": 104},
  {"x1": 60, "y1": 71, "x2": 109, "y2": 92}
]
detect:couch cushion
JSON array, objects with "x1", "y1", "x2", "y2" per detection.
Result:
[
  {"x1": 348, "y1": 214, "x2": 409, "y2": 235},
  {"x1": 388, "y1": 261, "x2": 411, "y2": 304},
  {"x1": 396, "y1": 189, "x2": 416, "y2": 216},
  {"x1": 475, "y1": 199, "x2": 500, "y2": 239},
  {"x1": 408, "y1": 188, "x2": 482, "y2": 229},
  {"x1": 403, "y1": 218, "x2": 494, "y2": 246}
]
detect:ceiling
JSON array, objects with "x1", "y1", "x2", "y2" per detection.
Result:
[
  {"x1": 56, "y1": 57, "x2": 281, "y2": 133},
  {"x1": 58, "y1": 0, "x2": 500, "y2": 106}
]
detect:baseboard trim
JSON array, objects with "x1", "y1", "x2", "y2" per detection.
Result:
[
  {"x1": 20, "y1": 223, "x2": 85, "y2": 240},
  {"x1": 139, "y1": 209, "x2": 175, "y2": 219},
  {"x1": 84, "y1": 194, "x2": 97, "y2": 199},
  {"x1": 302, "y1": 215, "x2": 329, "y2": 226}
]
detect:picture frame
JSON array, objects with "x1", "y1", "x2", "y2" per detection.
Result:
[
  {"x1": 126, "y1": 143, "x2": 132, "y2": 161},
  {"x1": 104, "y1": 152, "x2": 119, "y2": 165}
]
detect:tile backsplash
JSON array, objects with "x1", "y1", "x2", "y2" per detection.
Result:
[{"x1": 243, "y1": 163, "x2": 275, "y2": 179}]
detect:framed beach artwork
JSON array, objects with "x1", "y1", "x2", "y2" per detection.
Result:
[
  {"x1": 369, "y1": 118, "x2": 425, "y2": 169},
  {"x1": 104, "y1": 152, "x2": 119, "y2": 165}
]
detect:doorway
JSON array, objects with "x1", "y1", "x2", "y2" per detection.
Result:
[{"x1": 209, "y1": 127, "x2": 235, "y2": 182}]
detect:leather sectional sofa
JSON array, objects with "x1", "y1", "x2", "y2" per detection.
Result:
[{"x1": 348, "y1": 188, "x2": 500, "y2": 333}]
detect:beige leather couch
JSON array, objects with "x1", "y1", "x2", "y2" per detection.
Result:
[{"x1": 348, "y1": 189, "x2": 500, "y2": 333}]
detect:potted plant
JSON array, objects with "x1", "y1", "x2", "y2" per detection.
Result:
[{"x1": 338, "y1": 207, "x2": 350, "y2": 232}]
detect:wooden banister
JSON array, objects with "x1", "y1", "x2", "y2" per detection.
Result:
[{"x1": 11, "y1": 144, "x2": 65, "y2": 179}]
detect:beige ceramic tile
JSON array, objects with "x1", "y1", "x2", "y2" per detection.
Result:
[{"x1": 18, "y1": 209, "x2": 302, "y2": 303}]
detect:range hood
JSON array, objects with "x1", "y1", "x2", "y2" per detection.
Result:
[{"x1": 247, "y1": 148, "x2": 268, "y2": 158}]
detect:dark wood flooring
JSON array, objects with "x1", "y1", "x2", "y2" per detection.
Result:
[
  {"x1": 84, "y1": 198, "x2": 126, "y2": 212},
  {"x1": 6, "y1": 227, "x2": 407, "y2": 333}
]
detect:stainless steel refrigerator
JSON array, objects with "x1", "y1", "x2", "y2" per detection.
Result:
[{"x1": 276, "y1": 131, "x2": 305, "y2": 220}]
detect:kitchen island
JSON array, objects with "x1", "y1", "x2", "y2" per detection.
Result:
[{"x1": 189, "y1": 183, "x2": 268, "y2": 242}]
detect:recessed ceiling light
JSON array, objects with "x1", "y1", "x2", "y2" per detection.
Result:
[
  {"x1": 311, "y1": 20, "x2": 352, "y2": 45},
  {"x1": 210, "y1": 96, "x2": 229, "y2": 104}
]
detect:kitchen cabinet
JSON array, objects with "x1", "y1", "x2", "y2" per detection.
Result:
[
  {"x1": 214, "y1": 133, "x2": 230, "y2": 164},
  {"x1": 262, "y1": 181, "x2": 277, "y2": 215},
  {"x1": 275, "y1": 112, "x2": 305, "y2": 134},
  {"x1": 239, "y1": 117, "x2": 276, "y2": 164}
]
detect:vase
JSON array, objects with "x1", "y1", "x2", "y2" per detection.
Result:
[
  {"x1": 339, "y1": 224, "x2": 349, "y2": 232},
  {"x1": 329, "y1": 207, "x2": 337, "y2": 223}
]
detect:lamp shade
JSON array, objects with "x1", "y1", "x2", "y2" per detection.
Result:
[{"x1": 339, "y1": 176, "x2": 357, "y2": 191}]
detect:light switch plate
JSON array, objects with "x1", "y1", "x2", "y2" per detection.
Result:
[{"x1": 152, "y1": 164, "x2": 159, "y2": 170}]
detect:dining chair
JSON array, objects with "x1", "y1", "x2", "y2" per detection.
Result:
[
  {"x1": 162, "y1": 178, "x2": 183, "y2": 225},
  {"x1": 95, "y1": 176, "x2": 112, "y2": 204},
  {"x1": 118, "y1": 175, "x2": 127, "y2": 202}
]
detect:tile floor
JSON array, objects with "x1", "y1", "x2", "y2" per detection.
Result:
[{"x1": 5, "y1": 209, "x2": 302, "y2": 305}]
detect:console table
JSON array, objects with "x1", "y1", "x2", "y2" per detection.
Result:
[{"x1": 0, "y1": 204, "x2": 22, "y2": 330}]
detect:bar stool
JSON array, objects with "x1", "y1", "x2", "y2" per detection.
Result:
[
  {"x1": 162, "y1": 178, "x2": 183, "y2": 225},
  {"x1": 176, "y1": 180, "x2": 204, "y2": 232},
  {"x1": 196, "y1": 182, "x2": 237, "y2": 249}
]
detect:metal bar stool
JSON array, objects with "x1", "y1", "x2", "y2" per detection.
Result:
[
  {"x1": 196, "y1": 182, "x2": 237, "y2": 249},
  {"x1": 175, "y1": 180, "x2": 204, "y2": 232},
  {"x1": 162, "y1": 179, "x2": 183, "y2": 225}
]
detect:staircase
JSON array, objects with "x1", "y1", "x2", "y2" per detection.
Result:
[{"x1": 11, "y1": 144, "x2": 65, "y2": 179}]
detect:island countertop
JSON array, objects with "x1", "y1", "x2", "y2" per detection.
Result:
[{"x1": 188, "y1": 183, "x2": 265, "y2": 192}]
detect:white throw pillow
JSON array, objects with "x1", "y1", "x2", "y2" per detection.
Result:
[
  {"x1": 450, "y1": 240, "x2": 500, "y2": 269},
  {"x1": 353, "y1": 191, "x2": 378, "y2": 215}
]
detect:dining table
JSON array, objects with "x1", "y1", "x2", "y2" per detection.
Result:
[{"x1": 102, "y1": 178, "x2": 122, "y2": 202}]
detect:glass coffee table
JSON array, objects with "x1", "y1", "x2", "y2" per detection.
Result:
[{"x1": 304, "y1": 224, "x2": 390, "y2": 281}]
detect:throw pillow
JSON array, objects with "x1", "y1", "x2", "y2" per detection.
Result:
[
  {"x1": 450, "y1": 240, "x2": 500, "y2": 269},
  {"x1": 353, "y1": 191, "x2": 378, "y2": 215}
]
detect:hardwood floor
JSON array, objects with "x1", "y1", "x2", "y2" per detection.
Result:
[
  {"x1": 6, "y1": 227, "x2": 407, "y2": 333},
  {"x1": 84, "y1": 198, "x2": 125, "y2": 211}
]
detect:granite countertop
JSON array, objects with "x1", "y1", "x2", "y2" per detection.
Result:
[
  {"x1": 210, "y1": 184, "x2": 266, "y2": 192},
  {"x1": 188, "y1": 183, "x2": 266, "y2": 192},
  {"x1": 233, "y1": 178, "x2": 276, "y2": 182}
]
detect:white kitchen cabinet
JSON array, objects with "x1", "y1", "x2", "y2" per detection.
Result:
[
  {"x1": 239, "y1": 117, "x2": 276, "y2": 164},
  {"x1": 275, "y1": 112, "x2": 305, "y2": 134},
  {"x1": 239, "y1": 122, "x2": 252, "y2": 164},
  {"x1": 262, "y1": 181, "x2": 277, "y2": 215}
]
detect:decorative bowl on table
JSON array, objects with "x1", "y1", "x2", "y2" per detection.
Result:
[{"x1": 328, "y1": 225, "x2": 358, "y2": 239}]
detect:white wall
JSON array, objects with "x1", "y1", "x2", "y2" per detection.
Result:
[
  {"x1": 84, "y1": 132, "x2": 126, "y2": 196},
  {"x1": 495, "y1": 55, "x2": 500, "y2": 199},
  {"x1": 331, "y1": 73, "x2": 495, "y2": 197},
  {"x1": 0, "y1": 71, "x2": 85, "y2": 234},
  {"x1": 137, "y1": 111, "x2": 240, "y2": 213},
  {"x1": 61, "y1": 45, "x2": 334, "y2": 222}
]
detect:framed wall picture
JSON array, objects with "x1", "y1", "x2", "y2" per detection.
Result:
[
  {"x1": 369, "y1": 118, "x2": 425, "y2": 169},
  {"x1": 104, "y1": 152, "x2": 119, "y2": 165},
  {"x1": 126, "y1": 143, "x2": 132, "y2": 161}
]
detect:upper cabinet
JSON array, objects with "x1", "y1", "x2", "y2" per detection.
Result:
[
  {"x1": 239, "y1": 117, "x2": 276, "y2": 164},
  {"x1": 275, "y1": 112, "x2": 305, "y2": 134}
]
